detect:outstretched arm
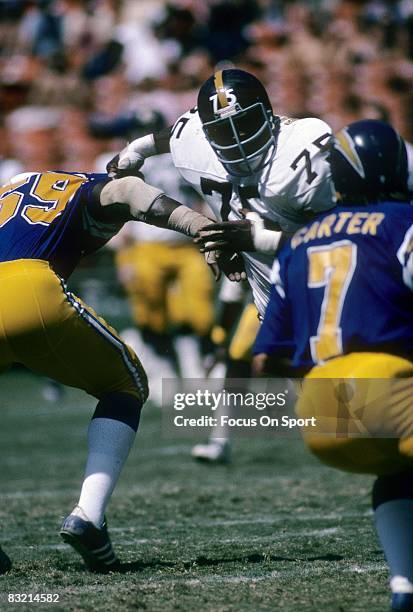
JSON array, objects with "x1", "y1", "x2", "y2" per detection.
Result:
[
  {"x1": 95, "y1": 176, "x2": 214, "y2": 236},
  {"x1": 106, "y1": 127, "x2": 173, "y2": 177},
  {"x1": 89, "y1": 176, "x2": 247, "y2": 281}
]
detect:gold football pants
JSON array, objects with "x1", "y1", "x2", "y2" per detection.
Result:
[
  {"x1": 0, "y1": 260, "x2": 147, "y2": 401},
  {"x1": 115, "y1": 242, "x2": 213, "y2": 335},
  {"x1": 228, "y1": 303, "x2": 260, "y2": 362},
  {"x1": 296, "y1": 352, "x2": 413, "y2": 475}
]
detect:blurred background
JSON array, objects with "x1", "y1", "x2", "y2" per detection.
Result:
[
  {"x1": 1, "y1": 0, "x2": 413, "y2": 390},
  {"x1": 2, "y1": 0, "x2": 413, "y2": 185}
]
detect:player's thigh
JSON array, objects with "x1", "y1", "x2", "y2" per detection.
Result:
[
  {"x1": 174, "y1": 245, "x2": 214, "y2": 334},
  {"x1": 129, "y1": 243, "x2": 170, "y2": 331},
  {"x1": 0, "y1": 259, "x2": 69, "y2": 364},
  {"x1": 296, "y1": 352, "x2": 413, "y2": 475},
  {"x1": 4, "y1": 266, "x2": 148, "y2": 402},
  {"x1": 52, "y1": 296, "x2": 147, "y2": 401},
  {"x1": 228, "y1": 304, "x2": 260, "y2": 362}
]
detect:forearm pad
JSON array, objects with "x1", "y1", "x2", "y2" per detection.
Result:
[{"x1": 100, "y1": 176, "x2": 164, "y2": 220}]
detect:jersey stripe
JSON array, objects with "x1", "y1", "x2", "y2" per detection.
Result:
[
  {"x1": 59, "y1": 277, "x2": 148, "y2": 402},
  {"x1": 214, "y1": 71, "x2": 229, "y2": 109}
]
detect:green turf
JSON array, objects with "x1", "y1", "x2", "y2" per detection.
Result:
[{"x1": 0, "y1": 370, "x2": 389, "y2": 611}]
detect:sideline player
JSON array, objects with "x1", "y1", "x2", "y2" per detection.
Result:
[
  {"x1": 192, "y1": 278, "x2": 259, "y2": 463},
  {"x1": 253, "y1": 120, "x2": 413, "y2": 611},
  {"x1": 111, "y1": 68, "x2": 336, "y2": 318},
  {"x1": 0, "y1": 168, "x2": 224, "y2": 573}
]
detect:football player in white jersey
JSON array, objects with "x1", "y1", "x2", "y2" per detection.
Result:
[{"x1": 113, "y1": 69, "x2": 336, "y2": 317}]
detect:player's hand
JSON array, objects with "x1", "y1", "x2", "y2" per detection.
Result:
[
  {"x1": 216, "y1": 251, "x2": 247, "y2": 282},
  {"x1": 106, "y1": 154, "x2": 146, "y2": 179},
  {"x1": 195, "y1": 219, "x2": 255, "y2": 252},
  {"x1": 106, "y1": 134, "x2": 156, "y2": 177},
  {"x1": 118, "y1": 134, "x2": 156, "y2": 172},
  {"x1": 117, "y1": 142, "x2": 146, "y2": 173},
  {"x1": 195, "y1": 211, "x2": 283, "y2": 254}
]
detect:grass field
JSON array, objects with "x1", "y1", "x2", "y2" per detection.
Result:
[{"x1": 0, "y1": 369, "x2": 390, "y2": 611}]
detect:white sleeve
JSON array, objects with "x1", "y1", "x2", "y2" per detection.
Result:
[
  {"x1": 397, "y1": 223, "x2": 413, "y2": 291},
  {"x1": 263, "y1": 118, "x2": 335, "y2": 230},
  {"x1": 169, "y1": 110, "x2": 226, "y2": 220}
]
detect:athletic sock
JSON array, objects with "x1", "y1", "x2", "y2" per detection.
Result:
[
  {"x1": 174, "y1": 334, "x2": 205, "y2": 378},
  {"x1": 72, "y1": 393, "x2": 142, "y2": 528},
  {"x1": 375, "y1": 499, "x2": 413, "y2": 587}
]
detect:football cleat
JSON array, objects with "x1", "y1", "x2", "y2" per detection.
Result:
[
  {"x1": 0, "y1": 547, "x2": 11, "y2": 574},
  {"x1": 391, "y1": 577, "x2": 413, "y2": 611},
  {"x1": 191, "y1": 439, "x2": 231, "y2": 464},
  {"x1": 60, "y1": 514, "x2": 120, "y2": 573}
]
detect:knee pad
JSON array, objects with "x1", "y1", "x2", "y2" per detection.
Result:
[{"x1": 93, "y1": 391, "x2": 144, "y2": 432}]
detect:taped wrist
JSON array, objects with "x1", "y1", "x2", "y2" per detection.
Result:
[
  {"x1": 100, "y1": 176, "x2": 163, "y2": 220},
  {"x1": 167, "y1": 205, "x2": 214, "y2": 237}
]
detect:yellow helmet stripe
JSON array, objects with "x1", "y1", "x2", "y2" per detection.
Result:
[
  {"x1": 335, "y1": 129, "x2": 365, "y2": 178},
  {"x1": 214, "y1": 70, "x2": 229, "y2": 109}
]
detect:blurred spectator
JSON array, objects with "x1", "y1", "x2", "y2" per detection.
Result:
[{"x1": 0, "y1": 0, "x2": 413, "y2": 181}]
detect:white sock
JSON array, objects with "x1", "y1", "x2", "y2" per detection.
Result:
[
  {"x1": 73, "y1": 417, "x2": 136, "y2": 528},
  {"x1": 210, "y1": 398, "x2": 231, "y2": 442},
  {"x1": 174, "y1": 335, "x2": 205, "y2": 378},
  {"x1": 375, "y1": 499, "x2": 413, "y2": 585}
]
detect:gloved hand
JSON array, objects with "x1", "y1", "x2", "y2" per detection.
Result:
[
  {"x1": 216, "y1": 251, "x2": 247, "y2": 282},
  {"x1": 195, "y1": 219, "x2": 255, "y2": 252},
  {"x1": 116, "y1": 134, "x2": 157, "y2": 173},
  {"x1": 195, "y1": 209, "x2": 282, "y2": 254},
  {"x1": 106, "y1": 154, "x2": 145, "y2": 179}
]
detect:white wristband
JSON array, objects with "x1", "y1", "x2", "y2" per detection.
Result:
[{"x1": 246, "y1": 211, "x2": 282, "y2": 253}]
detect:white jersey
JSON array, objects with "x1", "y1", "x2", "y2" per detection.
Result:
[{"x1": 170, "y1": 109, "x2": 335, "y2": 316}]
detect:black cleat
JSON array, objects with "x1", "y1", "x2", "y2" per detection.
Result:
[
  {"x1": 0, "y1": 547, "x2": 11, "y2": 574},
  {"x1": 60, "y1": 514, "x2": 120, "y2": 573}
]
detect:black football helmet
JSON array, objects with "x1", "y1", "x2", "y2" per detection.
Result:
[
  {"x1": 329, "y1": 119, "x2": 409, "y2": 203},
  {"x1": 197, "y1": 69, "x2": 279, "y2": 177}
]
